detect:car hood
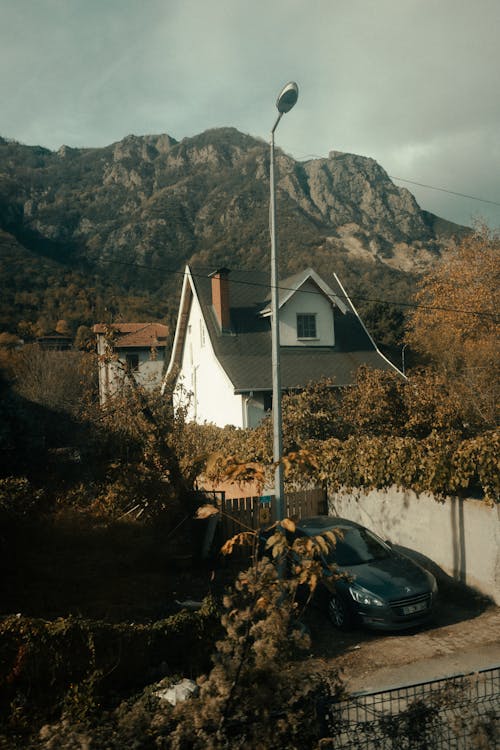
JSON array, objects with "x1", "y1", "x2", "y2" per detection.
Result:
[{"x1": 329, "y1": 553, "x2": 432, "y2": 601}]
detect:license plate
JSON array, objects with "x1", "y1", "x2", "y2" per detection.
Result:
[{"x1": 403, "y1": 601, "x2": 427, "y2": 615}]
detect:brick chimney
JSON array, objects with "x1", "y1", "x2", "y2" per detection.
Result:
[{"x1": 210, "y1": 268, "x2": 231, "y2": 332}]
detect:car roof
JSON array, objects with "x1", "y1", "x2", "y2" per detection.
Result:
[{"x1": 296, "y1": 515, "x2": 363, "y2": 536}]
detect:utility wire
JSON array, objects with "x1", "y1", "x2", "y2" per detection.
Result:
[
  {"x1": 98, "y1": 256, "x2": 499, "y2": 322},
  {"x1": 389, "y1": 177, "x2": 500, "y2": 208}
]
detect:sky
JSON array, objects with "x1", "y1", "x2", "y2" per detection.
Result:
[{"x1": 2, "y1": 0, "x2": 500, "y2": 229}]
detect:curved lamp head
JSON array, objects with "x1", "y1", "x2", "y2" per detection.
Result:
[{"x1": 276, "y1": 81, "x2": 299, "y2": 114}]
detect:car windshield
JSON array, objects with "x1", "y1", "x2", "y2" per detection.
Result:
[{"x1": 323, "y1": 527, "x2": 391, "y2": 566}]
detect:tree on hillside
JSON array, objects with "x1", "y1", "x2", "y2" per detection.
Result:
[
  {"x1": 55, "y1": 319, "x2": 72, "y2": 336},
  {"x1": 0, "y1": 332, "x2": 22, "y2": 352},
  {"x1": 405, "y1": 226, "x2": 499, "y2": 429},
  {"x1": 74, "y1": 325, "x2": 94, "y2": 350}
]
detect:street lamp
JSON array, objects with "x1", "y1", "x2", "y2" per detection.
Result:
[{"x1": 270, "y1": 81, "x2": 299, "y2": 522}]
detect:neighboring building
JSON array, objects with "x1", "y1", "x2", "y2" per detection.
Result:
[
  {"x1": 36, "y1": 332, "x2": 73, "y2": 350},
  {"x1": 93, "y1": 323, "x2": 169, "y2": 404},
  {"x1": 163, "y1": 266, "x2": 401, "y2": 428}
]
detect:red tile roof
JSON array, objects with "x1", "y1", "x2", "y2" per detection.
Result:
[{"x1": 93, "y1": 323, "x2": 168, "y2": 348}]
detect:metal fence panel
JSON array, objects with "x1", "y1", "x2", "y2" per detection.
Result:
[{"x1": 321, "y1": 666, "x2": 500, "y2": 749}]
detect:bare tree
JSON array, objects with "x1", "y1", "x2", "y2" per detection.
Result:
[{"x1": 10, "y1": 344, "x2": 96, "y2": 416}]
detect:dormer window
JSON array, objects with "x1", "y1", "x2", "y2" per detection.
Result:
[{"x1": 297, "y1": 313, "x2": 317, "y2": 339}]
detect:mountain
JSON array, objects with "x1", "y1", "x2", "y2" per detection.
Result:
[{"x1": 0, "y1": 129, "x2": 466, "y2": 346}]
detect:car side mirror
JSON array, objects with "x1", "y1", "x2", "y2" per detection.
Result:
[{"x1": 385, "y1": 539, "x2": 393, "y2": 547}]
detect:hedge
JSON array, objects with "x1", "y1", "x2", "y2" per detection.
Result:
[
  {"x1": 0, "y1": 599, "x2": 220, "y2": 729},
  {"x1": 296, "y1": 429, "x2": 500, "y2": 504}
]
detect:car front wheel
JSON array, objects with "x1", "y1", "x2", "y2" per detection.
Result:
[{"x1": 328, "y1": 594, "x2": 352, "y2": 630}]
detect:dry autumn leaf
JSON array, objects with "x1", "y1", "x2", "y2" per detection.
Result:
[{"x1": 195, "y1": 504, "x2": 219, "y2": 519}]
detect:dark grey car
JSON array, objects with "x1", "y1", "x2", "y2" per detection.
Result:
[{"x1": 292, "y1": 516, "x2": 438, "y2": 631}]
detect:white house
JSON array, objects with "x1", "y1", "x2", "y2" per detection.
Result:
[
  {"x1": 93, "y1": 322, "x2": 169, "y2": 404},
  {"x1": 163, "y1": 266, "x2": 401, "y2": 428}
]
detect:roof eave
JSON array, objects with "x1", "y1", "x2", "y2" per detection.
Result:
[{"x1": 164, "y1": 267, "x2": 194, "y2": 382}]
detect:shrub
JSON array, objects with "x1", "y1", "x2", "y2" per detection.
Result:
[
  {"x1": 0, "y1": 601, "x2": 220, "y2": 732},
  {"x1": 0, "y1": 477, "x2": 43, "y2": 518}
]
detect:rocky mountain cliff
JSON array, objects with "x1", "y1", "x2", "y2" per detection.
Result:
[{"x1": 0, "y1": 128, "x2": 466, "y2": 343}]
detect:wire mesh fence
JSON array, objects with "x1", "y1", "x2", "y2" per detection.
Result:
[{"x1": 321, "y1": 666, "x2": 499, "y2": 749}]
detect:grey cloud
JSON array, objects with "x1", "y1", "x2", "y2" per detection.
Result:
[{"x1": 1, "y1": 0, "x2": 499, "y2": 228}]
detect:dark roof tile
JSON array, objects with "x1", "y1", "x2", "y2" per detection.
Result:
[{"x1": 190, "y1": 268, "x2": 397, "y2": 391}]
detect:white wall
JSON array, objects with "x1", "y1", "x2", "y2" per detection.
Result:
[
  {"x1": 328, "y1": 486, "x2": 500, "y2": 605},
  {"x1": 280, "y1": 280, "x2": 335, "y2": 347},
  {"x1": 134, "y1": 350, "x2": 165, "y2": 387},
  {"x1": 96, "y1": 337, "x2": 164, "y2": 403},
  {"x1": 244, "y1": 393, "x2": 267, "y2": 428},
  {"x1": 175, "y1": 293, "x2": 244, "y2": 427}
]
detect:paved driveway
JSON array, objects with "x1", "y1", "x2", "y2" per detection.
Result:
[{"x1": 303, "y1": 579, "x2": 500, "y2": 692}]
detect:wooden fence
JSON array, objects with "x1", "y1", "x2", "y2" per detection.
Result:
[{"x1": 216, "y1": 486, "x2": 327, "y2": 547}]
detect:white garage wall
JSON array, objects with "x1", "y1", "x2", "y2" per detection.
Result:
[{"x1": 328, "y1": 486, "x2": 500, "y2": 605}]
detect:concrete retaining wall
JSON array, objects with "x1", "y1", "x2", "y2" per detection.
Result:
[{"x1": 328, "y1": 487, "x2": 500, "y2": 605}]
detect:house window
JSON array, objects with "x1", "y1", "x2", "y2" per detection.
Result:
[
  {"x1": 263, "y1": 392, "x2": 273, "y2": 412},
  {"x1": 125, "y1": 353, "x2": 139, "y2": 372},
  {"x1": 297, "y1": 313, "x2": 317, "y2": 339}
]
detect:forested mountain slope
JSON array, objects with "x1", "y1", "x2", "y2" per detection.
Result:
[{"x1": 0, "y1": 129, "x2": 466, "y2": 346}]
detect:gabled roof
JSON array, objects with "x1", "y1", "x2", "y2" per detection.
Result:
[
  {"x1": 260, "y1": 267, "x2": 349, "y2": 316},
  {"x1": 93, "y1": 323, "x2": 168, "y2": 348},
  {"x1": 168, "y1": 267, "x2": 400, "y2": 392}
]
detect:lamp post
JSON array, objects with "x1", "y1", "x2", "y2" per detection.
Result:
[{"x1": 270, "y1": 81, "x2": 299, "y2": 522}]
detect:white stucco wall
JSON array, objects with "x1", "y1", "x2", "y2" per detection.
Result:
[
  {"x1": 174, "y1": 293, "x2": 244, "y2": 427},
  {"x1": 134, "y1": 351, "x2": 165, "y2": 387},
  {"x1": 244, "y1": 393, "x2": 267, "y2": 428},
  {"x1": 328, "y1": 486, "x2": 500, "y2": 605},
  {"x1": 96, "y1": 337, "x2": 165, "y2": 403},
  {"x1": 280, "y1": 280, "x2": 335, "y2": 347}
]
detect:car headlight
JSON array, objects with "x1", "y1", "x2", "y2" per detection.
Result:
[
  {"x1": 430, "y1": 575, "x2": 438, "y2": 594},
  {"x1": 349, "y1": 585, "x2": 385, "y2": 607}
]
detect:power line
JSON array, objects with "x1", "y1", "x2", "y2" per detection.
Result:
[
  {"x1": 389, "y1": 177, "x2": 500, "y2": 208},
  {"x1": 98, "y1": 256, "x2": 499, "y2": 322}
]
